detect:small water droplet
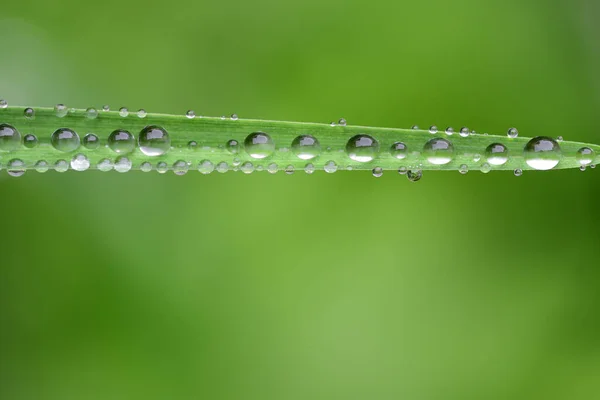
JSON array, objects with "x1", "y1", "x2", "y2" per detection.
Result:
[
  {"x1": 459, "y1": 164, "x2": 468, "y2": 174},
  {"x1": 186, "y1": 110, "x2": 196, "y2": 119},
  {"x1": 459, "y1": 127, "x2": 470, "y2": 137},
  {"x1": 507, "y1": 127, "x2": 519, "y2": 138},
  {"x1": 557, "y1": 136, "x2": 563, "y2": 142},
  {"x1": 108, "y1": 129, "x2": 135, "y2": 153},
  {"x1": 156, "y1": 162, "x2": 168, "y2": 174},
  {"x1": 473, "y1": 154, "x2": 481, "y2": 162},
  {"x1": 0, "y1": 99, "x2": 7, "y2": 109},
  {"x1": 55, "y1": 160, "x2": 69, "y2": 173},
  {"x1": 35, "y1": 160, "x2": 49, "y2": 173},
  {"x1": 576, "y1": 147, "x2": 595, "y2": 166},
  {"x1": 580, "y1": 165, "x2": 587, "y2": 172},
  {"x1": 324, "y1": 161, "x2": 338, "y2": 173},
  {"x1": 372, "y1": 167, "x2": 383, "y2": 177},
  {"x1": 7, "y1": 159, "x2": 25, "y2": 177},
  {"x1": 330, "y1": 121, "x2": 336, "y2": 127},
  {"x1": 245, "y1": 132, "x2": 275, "y2": 159},
  {"x1": 226, "y1": 139, "x2": 240, "y2": 154},
  {"x1": 524, "y1": 136, "x2": 561, "y2": 170},
  {"x1": 424, "y1": 138, "x2": 454, "y2": 165},
  {"x1": 304, "y1": 163, "x2": 315, "y2": 174},
  {"x1": 232, "y1": 157, "x2": 241, "y2": 167},
  {"x1": 346, "y1": 134, "x2": 379, "y2": 162},
  {"x1": 291, "y1": 135, "x2": 321, "y2": 160},
  {"x1": 445, "y1": 127, "x2": 454, "y2": 135},
  {"x1": 24, "y1": 107, "x2": 35, "y2": 119},
  {"x1": 173, "y1": 160, "x2": 189, "y2": 175},
  {"x1": 411, "y1": 125, "x2": 419, "y2": 130},
  {"x1": 256, "y1": 165, "x2": 264, "y2": 172},
  {"x1": 485, "y1": 143, "x2": 509, "y2": 166},
  {"x1": 198, "y1": 160, "x2": 214, "y2": 174},
  {"x1": 429, "y1": 126, "x2": 438, "y2": 134},
  {"x1": 216, "y1": 162, "x2": 229, "y2": 173},
  {"x1": 285, "y1": 165, "x2": 295, "y2": 175},
  {"x1": 102, "y1": 105, "x2": 110, "y2": 112},
  {"x1": 0, "y1": 124, "x2": 21, "y2": 152},
  {"x1": 267, "y1": 163, "x2": 278, "y2": 174},
  {"x1": 231, "y1": 114, "x2": 239, "y2": 121},
  {"x1": 83, "y1": 134, "x2": 100, "y2": 150},
  {"x1": 85, "y1": 107, "x2": 98, "y2": 119},
  {"x1": 114, "y1": 157, "x2": 132, "y2": 173},
  {"x1": 480, "y1": 163, "x2": 491, "y2": 173},
  {"x1": 97, "y1": 159, "x2": 113, "y2": 172},
  {"x1": 51, "y1": 128, "x2": 80, "y2": 152},
  {"x1": 406, "y1": 169, "x2": 422, "y2": 182},
  {"x1": 514, "y1": 168, "x2": 523, "y2": 177},
  {"x1": 241, "y1": 162, "x2": 254, "y2": 174},
  {"x1": 187, "y1": 141, "x2": 198, "y2": 150},
  {"x1": 119, "y1": 107, "x2": 129, "y2": 117},
  {"x1": 137, "y1": 109, "x2": 147, "y2": 118},
  {"x1": 390, "y1": 142, "x2": 408, "y2": 159},
  {"x1": 398, "y1": 166, "x2": 408, "y2": 175},
  {"x1": 140, "y1": 162, "x2": 153, "y2": 172},
  {"x1": 591, "y1": 164, "x2": 596, "y2": 169},
  {"x1": 23, "y1": 134, "x2": 38, "y2": 149},
  {"x1": 55, "y1": 104, "x2": 68, "y2": 118},
  {"x1": 338, "y1": 118, "x2": 347, "y2": 126},
  {"x1": 138, "y1": 126, "x2": 170, "y2": 156},
  {"x1": 220, "y1": 116, "x2": 226, "y2": 120},
  {"x1": 71, "y1": 154, "x2": 90, "y2": 171}
]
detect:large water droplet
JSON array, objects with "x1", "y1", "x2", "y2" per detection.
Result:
[
  {"x1": 198, "y1": 160, "x2": 214, "y2": 174},
  {"x1": 71, "y1": 154, "x2": 90, "y2": 171},
  {"x1": 576, "y1": 147, "x2": 595, "y2": 166},
  {"x1": 390, "y1": 142, "x2": 408, "y2": 159},
  {"x1": 423, "y1": 138, "x2": 454, "y2": 165},
  {"x1": 7, "y1": 159, "x2": 25, "y2": 177},
  {"x1": 485, "y1": 143, "x2": 509, "y2": 166},
  {"x1": 524, "y1": 136, "x2": 561, "y2": 170},
  {"x1": 292, "y1": 135, "x2": 321, "y2": 160},
  {"x1": 406, "y1": 170, "x2": 422, "y2": 182},
  {"x1": 114, "y1": 156, "x2": 132, "y2": 173},
  {"x1": 245, "y1": 132, "x2": 275, "y2": 159},
  {"x1": 0, "y1": 124, "x2": 21, "y2": 152},
  {"x1": 51, "y1": 128, "x2": 80, "y2": 152},
  {"x1": 108, "y1": 130, "x2": 135, "y2": 153},
  {"x1": 138, "y1": 126, "x2": 170, "y2": 156},
  {"x1": 346, "y1": 134, "x2": 379, "y2": 162},
  {"x1": 83, "y1": 133, "x2": 100, "y2": 149}
]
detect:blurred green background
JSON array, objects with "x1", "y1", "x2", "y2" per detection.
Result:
[{"x1": 1, "y1": 0, "x2": 599, "y2": 399}]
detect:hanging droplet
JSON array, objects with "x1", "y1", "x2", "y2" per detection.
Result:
[
  {"x1": 55, "y1": 104, "x2": 68, "y2": 118},
  {"x1": 51, "y1": 128, "x2": 80, "y2": 152},
  {"x1": 304, "y1": 163, "x2": 315, "y2": 174},
  {"x1": 34, "y1": 160, "x2": 49, "y2": 173},
  {"x1": 285, "y1": 165, "x2": 295, "y2": 175},
  {"x1": 346, "y1": 134, "x2": 379, "y2": 162},
  {"x1": 241, "y1": 162, "x2": 254, "y2": 174},
  {"x1": 186, "y1": 110, "x2": 196, "y2": 119},
  {"x1": 406, "y1": 169, "x2": 422, "y2": 182},
  {"x1": 459, "y1": 164, "x2": 468, "y2": 174},
  {"x1": 514, "y1": 168, "x2": 523, "y2": 177},
  {"x1": 372, "y1": 167, "x2": 383, "y2": 177},
  {"x1": 459, "y1": 127, "x2": 470, "y2": 138},
  {"x1": 55, "y1": 160, "x2": 69, "y2": 173},
  {"x1": 524, "y1": 136, "x2": 561, "y2": 170},
  {"x1": 198, "y1": 160, "x2": 214, "y2": 174},
  {"x1": 226, "y1": 139, "x2": 240, "y2": 154},
  {"x1": 445, "y1": 127, "x2": 454, "y2": 135},
  {"x1": 108, "y1": 129, "x2": 135, "y2": 153},
  {"x1": 423, "y1": 138, "x2": 454, "y2": 165},
  {"x1": 0, "y1": 124, "x2": 21, "y2": 152},
  {"x1": 267, "y1": 163, "x2": 278, "y2": 174},
  {"x1": 324, "y1": 161, "x2": 338, "y2": 173},
  {"x1": 24, "y1": 107, "x2": 35, "y2": 119},
  {"x1": 114, "y1": 157, "x2": 132, "y2": 173},
  {"x1": 7, "y1": 159, "x2": 26, "y2": 177},
  {"x1": 85, "y1": 107, "x2": 98, "y2": 119},
  {"x1": 138, "y1": 126, "x2": 170, "y2": 156},
  {"x1": 173, "y1": 160, "x2": 189, "y2": 176},
  {"x1": 119, "y1": 107, "x2": 129, "y2": 117},
  {"x1": 83, "y1": 133, "x2": 100, "y2": 149},
  {"x1": 485, "y1": 143, "x2": 509, "y2": 166},
  {"x1": 156, "y1": 161, "x2": 168, "y2": 174},
  {"x1": 429, "y1": 126, "x2": 438, "y2": 134},
  {"x1": 23, "y1": 134, "x2": 38, "y2": 149},
  {"x1": 390, "y1": 142, "x2": 408, "y2": 159},
  {"x1": 97, "y1": 159, "x2": 113, "y2": 172},
  {"x1": 137, "y1": 109, "x2": 147, "y2": 118},
  {"x1": 291, "y1": 135, "x2": 321, "y2": 160},
  {"x1": 140, "y1": 162, "x2": 153, "y2": 172},
  {"x1": 576, "y1": 147, "x2": 595, "y2": 166},
  {"x1": 244, "y1": 132, "x2": 275, "y2": 159},
  {"x1": 71, "y1": 154, "x2": 90, "y2": 171},
  {"x1": 507, "y1": 127, "x2": 519, "y2": 138}
]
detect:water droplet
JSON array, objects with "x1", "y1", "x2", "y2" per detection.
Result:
[
  {"x1": 256, "y1": 165, "x2": 264, "y2": 172},
  {"x1": 304, "y1": 163, "x2": 315, "y2": 174},
  {"x1": 557, "y1": 136, "x2": 563, "y2": 142},
  {"x1": 398, "y1": 166, "x2": 407, "y2": 175},
  {"x1": 580, "y1": 165, "x2": 586, "y2": 172},
  {"x1": 156, "y1": 161, "x2": 168, "y2": 174},
  {"x1": 55, "y1": 160, "x2": 69, "y2": 173},
  {"x1": 7, "y1": 159, "x2": 25, "y2": 177},
  {"x1": 285, "y1": 165, "x2": 295, "y2": 175},
  {"x1": 102, "y1": 105, "x2": 110, "y2": 112},
  {"x1": 173, "y1": 160, "x2": 189, "y2": 175},
  {"x1": 187, "y1": 141, "x2": 198, "y2": 150},
  {"x1": 445, "y1": 127, "x2": 454, "y2": 135},
  {"x1": 292, "y1": 135, "x2": 321, "y2": 160},
  {"x1": 524, "y1": 136, "x2": 561, "y2": 170},
  {"x1": 216, "y1": 162, "x2": 229, "y2": 173},
  {"x1": 119, "y1": 107, "x2": 129, "y2": 117},
  {"x1": 324, "y1": 161, "x2": 338, "y2": 173},
  {"x1": 390, "y1": 142, "x2": 408, "y2": 159},
  {"x1": 507, "y1": 127, "x2": 519, "y2": 138},
  {"x1": 459, "y1": 164, "x2": 468, "y2": 174},
  {"x1": 226, "y1": 139, "x2": 240, "y2": 154},
  {"x1": 473, "y1": 154, "x2": 481, "y2": 162},
  {"x1": 346, "y1": 134, "x2": 379, "y2": 162},
  {"x1": 35, "y1": 160, "x2": 49, "y2": 173},
  {"x1": 220, "y1": 116, "x2": 226, "y2": 120},
  {"x1": 24, "y1": 107, "x2": 35, "y2": 119},
  {"x1": 591, "y1": 164, "x2": 597, "y2": 169},
  {"x1": 138, "y1": 126, "x2": 170, "y2": 156},
  {"x1": 137, "y1": 109, "x2": 147, "y2": 118},
  {"x1": 330, "y1": 121, "x2": 336, "y2": 127},
  {"x1": 97, "y1": 159, "x2": 113, "y2": 172},
  {"x1": 0, "y1": 99, "x2": 7, "y2": 109},
  {"x1": 198, "y1": 160, "x2": 214, "y2": 174},
  {"x1": 23, "y1": 134, "x2": 38, "y2": 149},
  {"x1": 55, "y1": 104, "x2": 68, "y2": 118},
  {"x1": 481, "y1": 163, "x2": 491, "y2": 173},
  {"x1": 140, "y1": 162, "x2": 153, "y2": 172},
  {"x1": 423, "y1": 138, "x2": 454, "y2": 165},
  {"x1": 372, "y1": 167, "x2": 383, "y2": 177},
  {"x1": 186, "y1": 110, "x2": 196, "y2": 119},
  {"x1": 406, "y1": 169, "x2": 422, "y2": 182},
  {"x1": 244, "y1": 132, "x2": 275, "y2": 159},
  {"x1": 115, "y1": 157, "x2": 132, "y2": 173},
  {"x1": 51, "y1": 128, "x2": 80, "y2": 152},
  {"x1": 83, "y1": 133, "x2": 100, "y2": 149},
  {"x1": 576, "y1": 147, "x2": 595, "y2": 166},
  {"x1": 232, "y1": 157, "x2": 241, "y2": 167},
  {"x1": 485, "y1": 143, "x2": 509, "y2": 166},
  {"x1": 429, "y1": 126, "x2": 438, "y2": 134},
  {"x1": 231, "y1": 114, "x2": 239, "y2": 121},
  {"x1": 411, "y1": 125, "x2": 419, "y2": 130},
  {"x1": 108, "y1": 129, "x2": 135, "y2": 153},
  {"x1": 338, "y1": 118, "x2": 347, "y2": 126},
  {"x1": 459, "y1": 127, "x2": 470, "y2": 137},
  {"x1": 71, "y1": 154, "x2": 90, "y2": 171},
  {"x1": 241, "y1": 162, "x2": 254, "y2": 174},
  {"x1": 0, "y1": 124, "x2": 21, "y2": 152},
  {"x1": 513, "y1": 168, "x2": 523, "y2": 177},
  {"x1": 85, "y1": 107, "x2": 98, "y2": 119}
]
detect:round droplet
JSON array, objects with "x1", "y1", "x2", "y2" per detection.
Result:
[
  {"x1": 473, "y1": 154, "x2": 481, "y2": 162},
  {"x1": 23, "y1": 134, "x2": 38, "y2": 149},
  {"x1": 580, "y1": 165, "x2": 587, "y2": 172},
  {"x1": 346, "y1": 134, "x2": 379, "y2": 162},
  {"x1": 188, "y1": 141, "x2": 198, "y2": 150},
  {"x1": 256, "y1": 165, "x2": 264, "y2": 172},
  {"x1": 285, "y1": 165, "x2": 295, "y2": 175},
  {"x1": 55, "y1": 104, "x2": 68, "y2": 118},
  {"x1": 291, "y1": 135, "x2": 321, "y2": 160},
  {"x1": 241, "y1": 162, "x2": 254, "y2": 174},
  {"x1": 140, "y1": 162, "x2": 153, "y2": 172},
  {"x1": 108, "y1": 130, "x2": 135, "y2": 153},
  {"x1": 514, "y1": 168, "x2": 523, "y2": 177},
  {"x1": 226, "y1": 140, "x2": 240, "y2": 154},
  {"x1": 507, "y1": 127, "x2": 519, "y2": 138},
  {"x1": 244, "y1": 132, "x2": 275, "y2": 159},
  {"x1": 0, "y1": 124, "x2": 21, "y2": 152},
  {"x1": 398, "y1": 166, "x2": 408, "y2": 175},
  {"x1": 115, "y1": 157, "x2": 132, "y2": 173},
  {"x1": 138, "y1": 126, "x2": 170, "y2": 156},
  {"x1": 216, "y1": 162, "x2": 229, "y2": 173},
  {"x1": 304, "y1": 163, "x2": 315, "y2": 174},
  {"x1": 445, "y1": 127, "x2": 454, "y2": 135},
  {"x1": 423, "y1": 138, "x2": 454, "y2": 165},
  {"x1": 186, "y1": 110, "x2": 196, "y2": 119},
  {"x1": 102, "y1": 105, "x2": 110, "y2": 112},
  {"x1": 591, "y1": 164, "x2": 596, "y2": 169},
  {"x1": 411, "y1": 125, "x2": 419, "y2": 130},
  {"x1": 173, "y1": 160, "x2": 189, "y2": 176},
  {"x1": 24, "y1": 107, "x2": 35, "y2": 119},
  {"x1": 156, "y1": 162, "x2": 168, "y2": 174},
  {"x1": 429, "y1": 126, "x2": 438, "y2": 134},
  {"x1": 119, "y1": 107, "x2": 129, "y2": 117},
  {"x1": 338, "y1": 118, "x2": 347, "y2": 126},
  {"x1": 481, "y1": 163, "x2": 491, "y2": 174},
  {"x1": 85, "y1": 107, "x2": 98, "y2": 119},
  {"x1": 557, "y1": 136, "x2": 564, "y2": 142},
  {"x1": 71, "y1": 154, "x2": 90, "y2": 171},
  {"x1": 459, "y1": 127, "x2": 470, "y2": 138},
  {"x1": 0, "y1": 99, "x2": 7, "y2": 109},
  {"x1": 324, "y1": 161, "x2": 338, "y2": 173},
  {"x1": 231, "y1": 114, "x2": 239, "y2": 121},
  {"x1": 232, "y1": 157, "x2": 241, "y2": 167},
  {"x1": 524, "y1": 136, "x2": 561, "y2": 170},
  {"x1": 485, "y1": 143, "x2": 509, "y2": 166},
  {"x1": 137, "y1": 109, "x2": 147, "y2": 118},
  {"x1": 372, "y1": 167, "x2": 383, "y2": 177},
  {"x1": 97, "y1": 159, "x2": 113, "y2": 172},
  {"x1": 267, "y1": 163, "x2": 278, "y2": 174},
  {"x1": 390, "y1": 142, "x2": 408, "y2": 159},
  {"x1": 83, "y1": 133, "x2": 100, "y2": 149},
  {"x1": 35, "y1": 160, "x2": 49, "y2": 173},
  {"x1": 459, "y1": 164, "x2": 468, "y2": 174},
  {"x1": 7, "y1": 159, "x2": 25, "y2": 177},
  {"x1": 55, "y1": 160, "x2": 69, "y2": 173},
  {"x1": 576, "y1": 147, "x2": 595, "y2": 166},
  {"x1": 198, "y1": 160, "x2": 214, "y2": 174},
  {"x1": 406, "y1": 170, "x2": 422, "y2": 182},
  {"x1": 51, "y1": 128, "x2": 80, "y2": 152}
]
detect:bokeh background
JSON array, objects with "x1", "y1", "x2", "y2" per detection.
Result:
[{"x1": 1, "y1": 0, "x2": 599, "y2": 399}]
